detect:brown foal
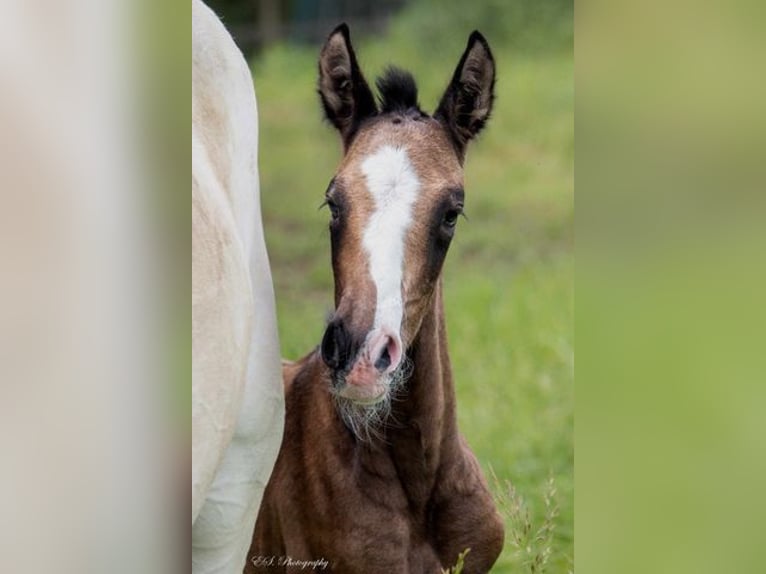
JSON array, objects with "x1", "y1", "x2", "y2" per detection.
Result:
[{"x1": 246, "y1": 24, "x2": 504, "y2": 574}]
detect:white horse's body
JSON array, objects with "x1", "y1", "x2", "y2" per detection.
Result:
[{"x1": 192, "y1": 1, "x2": 284, "y2": 572}]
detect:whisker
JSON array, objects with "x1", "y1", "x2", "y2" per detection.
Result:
[{"x1": 332, "y1": 354, "x2": 414, "y2": 443}]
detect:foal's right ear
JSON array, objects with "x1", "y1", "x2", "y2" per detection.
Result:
[{"x1": 318, "y1": 24, "x2": 377, "y2": 149}]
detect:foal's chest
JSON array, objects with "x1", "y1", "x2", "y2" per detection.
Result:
[{"x1": 296, "y1": 447, "x2": 443, "y2": 572}]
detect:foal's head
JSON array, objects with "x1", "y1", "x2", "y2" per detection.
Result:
[{"x1": 316, "y1": 25, "x2": 495, "y2": 423}]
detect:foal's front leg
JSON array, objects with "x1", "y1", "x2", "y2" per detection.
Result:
[
  {"x1": 431, "y1": 449, "x2": 505, "y2": 574},
  {"x1": 246, "y1": 490, "x2": 286, "y2": 574}
]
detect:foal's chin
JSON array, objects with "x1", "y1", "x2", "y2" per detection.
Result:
[
  {"x1": 328, "y1": 352, "x2": 412, "y2": 439},
  {"x1": 336, "y1": 349, "x2": 402, "y2": 405},
  {"x1": 335, "y1": 378, "x2": 389, "y2": 406},
  {"x1": 332, "y1": 375, "x2": 393, "y2": 442}
]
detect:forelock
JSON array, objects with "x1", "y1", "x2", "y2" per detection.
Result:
[{"x1": 375, "y1": 67, "x2": 424, "y2": 115}]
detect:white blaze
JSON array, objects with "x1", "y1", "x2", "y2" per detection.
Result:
[{"x1": 361, "y1": 145, "x2": 420, "y2": 335}]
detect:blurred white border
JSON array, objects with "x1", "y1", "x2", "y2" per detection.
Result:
[{"x1": 0, "y1": 1, "x2": 178, "y2": 572}]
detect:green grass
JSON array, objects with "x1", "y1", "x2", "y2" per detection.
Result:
[{"x1": 251, "y1": 13, "x2": 572, "y2": 572}]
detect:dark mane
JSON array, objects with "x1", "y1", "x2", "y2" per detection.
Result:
[{"x1": 375, "y1": 67, "x2": 423, "y2": 115}]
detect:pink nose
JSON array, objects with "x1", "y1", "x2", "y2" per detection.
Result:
[{"x1": 369, "y1": 329, "x2": 402, "y2": 374}]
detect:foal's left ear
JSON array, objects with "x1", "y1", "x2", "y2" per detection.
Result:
[
  {"x1": 318, "y1": 23, "x2": 377, "y2": 149},
  {"x1": 435, "y1": 31, "x2": 496, "y2": 159}
]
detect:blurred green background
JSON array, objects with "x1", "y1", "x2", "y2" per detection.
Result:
[{"x1": 211, "y1": 1, "x2": 572, "y2": 571}]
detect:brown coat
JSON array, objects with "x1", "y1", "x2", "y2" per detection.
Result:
[{"x1": 246, "y1": 285, "x2": 504, "y2": 574}]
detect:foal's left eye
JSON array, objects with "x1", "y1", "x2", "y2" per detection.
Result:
[
  {"x1": 326, "y1": 199, "x2": 340, "y2": 221},
  {"x1": 443, "y1": 209, "x2": 460, "y2": 227}
]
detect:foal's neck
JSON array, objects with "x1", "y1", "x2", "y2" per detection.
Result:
[{"x1": 389, "y1": 278, "x2": 458, "y2": 460}]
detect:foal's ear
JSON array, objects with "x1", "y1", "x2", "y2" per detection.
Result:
[
  {"x1": 318, "y1": 24, "x2": 377, "y2": 148},
  {"x1": 435, "y1": 31, "x2": 496, "y2": 158}
]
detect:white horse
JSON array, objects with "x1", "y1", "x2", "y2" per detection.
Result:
[{"x1": 192, "y1": 1, "x2": 284, "y2": 572}]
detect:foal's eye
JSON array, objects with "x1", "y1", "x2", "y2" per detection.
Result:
[
  {"x1": 326, "y1": 198, "x2": 340, "y2": 221},
  {"x1": 443, "y1": 209, "x2": 460, "y2": 228}
]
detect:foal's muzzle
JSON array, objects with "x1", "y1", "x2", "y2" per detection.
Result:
[{"x1": 320, "y1": 318, "x2": 403, "y2": 402}]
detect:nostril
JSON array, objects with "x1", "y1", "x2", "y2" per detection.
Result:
[
  {"x1": 321, "y1": 321, "x2": 343, "y2": 369},
  {"x1": 374, "y1": 346, "x2": 391, "y2": 371},
  {"x1": 373, "y1": 334, "x2": 401, "y2": 374}
]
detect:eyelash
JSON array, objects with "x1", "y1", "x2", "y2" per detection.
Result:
[{"x1": 321, "y1": 198, "x2": 340, "y2": 222}]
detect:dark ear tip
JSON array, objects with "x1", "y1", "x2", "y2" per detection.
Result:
[
  {"x1": 321, "y1": 23, "x2": 351, "y2": 56},
  {"x1": 329, "y1": 22, "x2": 350, "y2": 40},
  {"x1": 467, "y1": 30, "x2": 493, "y2": 56}
]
